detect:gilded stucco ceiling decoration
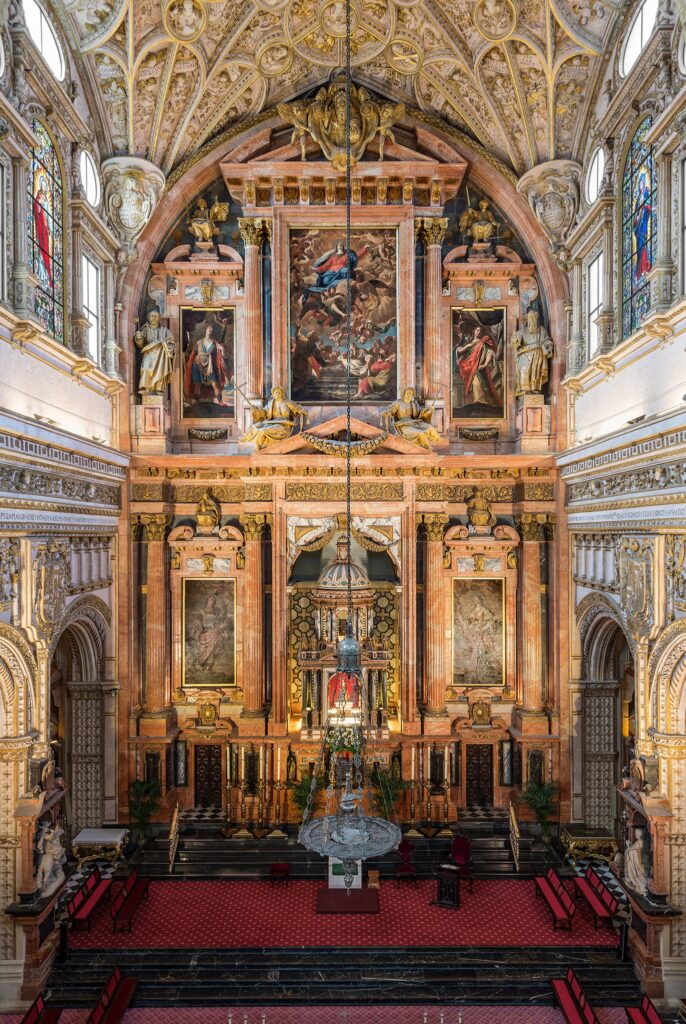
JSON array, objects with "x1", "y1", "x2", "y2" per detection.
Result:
[{"x1": 66, "y1": 0, "x2": 622, "y2": 176}]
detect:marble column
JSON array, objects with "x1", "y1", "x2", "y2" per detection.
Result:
[
  {"x1": 103, "y1": 261, "x2": 122, "y2": 379},
  {"x1": 568, "y1": 259, "x2": 584, "y2": 373},
  {"x1": 10, "y1": 151, "x2": 31, "y2": 318},
  {"x1": 515, "y1": 513, "x2": 546, "y2": 713},
  {"x1": 271, "y1": 492, "x2": 288, "y2": 733},
  {"x1": 422, "y1": 218, "x2": 448, "y2": 401},
  {"x1": 651, "y1": 149, "x2": 674, "y2": 313},
  {"x1": 239, "y1": 514, "x2": 267, "y2": 730},
  {"x1": 140, "y1": 514, "x2": 171, "y2": 729},
  {"x1": 69, "y1": 153, "x2": 89, "y2": 358},
  {"x1": 239, "y1": 218, "x2": 267, "y2": 400},
  {"x1": 422, "y1": 513, "x2": 449, "y2": 732}
]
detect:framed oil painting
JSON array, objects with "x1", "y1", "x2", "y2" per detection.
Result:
[
  {"x1": 452, "y1": 578, "x2": 505, "y2": 688},
  {"x1": 289, "y1": 227, "x2": 398, "y2": 404},
  {"x1": 182, "y1": 579, "x2": 236, "y2": 687},
  {"x1": 451, "y1": 307, "x2": 506, "y2": 419},
  {"x1": 180, "y1": 307, "x2": 235, "y2": 418}
]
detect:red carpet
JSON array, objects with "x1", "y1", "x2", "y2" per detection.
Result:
[
  {"x1": 0, "y1": 1008, "x2": 629, "y2": 1023},
  {"x1": 69, "y1": 879, "x2": 618, "y2": 950}
]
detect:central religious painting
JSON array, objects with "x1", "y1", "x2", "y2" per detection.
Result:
[{"x1": 288, "y1": 227, "x2": 398, "y2": 404}]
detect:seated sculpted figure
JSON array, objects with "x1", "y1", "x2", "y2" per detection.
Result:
[
  {"x1": 381, "y1": 386, "x2": 441, "y2": 451},
  {"x1": 624, "y1": 827, "x2": 650, "y2": 896},
  {"x1": 241, "y1": 385, "x2": 308, "y2": 450}
]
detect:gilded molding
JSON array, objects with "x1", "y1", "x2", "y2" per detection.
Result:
[
  {"x1": 285, "y1": 482, "x2": 404, "y2": 502},
  {"x1": 416, "y1": 483, "x2": 513, "y2": 502}
]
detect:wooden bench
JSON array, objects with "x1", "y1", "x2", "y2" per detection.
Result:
[
  {"x1": 625, "y1": 994, "x2": 662, "y2": 1023},
  {"x1": 85, "y1": 966, "x2": 137, "y2": 1024},
  {"x1": 67, "y1": 866, "x2": 112, "y2": 931},
  {"x1": 551, "y1": 966, "x2": 600, "y2": 1024},
  {"x1": 20, "y1": 992, "x2": 62, "y2": 1024},
  {"x1": 534, "y1": 867, "x2": 576, "y2": 930},
  {"x1": 573, "y1": 865, "x2": 618, "y2": 928},
  {"x1": 110, "y1": 870, "x2": 150, "y2": 933}
]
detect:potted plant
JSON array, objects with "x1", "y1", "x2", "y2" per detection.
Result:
[
  {"x1": 289, "y1": 771, "x2": 324, "y2": 823},
  {"x1": 522, "y1": 780, "x2": 557, "y2": 843},
  {"x1": 128, "y1": 778, "x2": 162, "y2": 847}
]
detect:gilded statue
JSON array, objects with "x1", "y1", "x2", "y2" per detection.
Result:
[
  {"x1": 278, "y1": 74, "x2": 404, "y2": 171},
  {"x1": 187, "y1": 197, "x2": 229, "y2": 247},
  {"x1": 381, "y1": 387, "x2": 441, "y2": 451},
  {"x1": 135, "y1": 310, "x2": 175, "y2": 394},
  {"x1": 459, "y1": 198, "x2": 499, "y2": 244},
  {"x1": 241, "y1": 385, "x2": 309, "y2": 450},
  {"x1": 467, "y1": 489, "x2": 496, "y2": 534},
  {"x1": 512, "y1": 309, "x2": 554, "y2": 396},
  {"x1": 195, "y1": 490, "x2": 220, "y2": 533}
]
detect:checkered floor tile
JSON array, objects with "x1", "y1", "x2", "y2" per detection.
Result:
[
  {"x1": 573, "y1": 858, "x2": 628, "y2": 908},
  {"x1": 180, "y1": 805, "x2": 225, "y2": 823},
  {"x1": 462, "y1": 804, "x2": 508, "y2": 822}
]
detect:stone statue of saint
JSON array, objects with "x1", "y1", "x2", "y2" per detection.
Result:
[
  {"x1": 381, "y1": 386, "x2": 441, "y2": 450},
  {"x1": 623, "y1": 827, "x2": 650, "y2": 896},
  {"x1": 241, "y1": 386, "x2": 308, "y2": 450},
  {"x1": 35, "y1": 822, "x2": 66, "y2": 896},
  {"x1": 512, "y1": 309, "x2": 554, "y2": 397},
  {"x1": 135, "y1": 310, "x2": 175, "y2": 394}
]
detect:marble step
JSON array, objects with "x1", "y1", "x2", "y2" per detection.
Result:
[{"x1": 47, "y1": 946, "x2": 640, "y2": 1007}]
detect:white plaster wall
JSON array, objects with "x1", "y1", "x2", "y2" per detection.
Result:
[
  {"x1": 0, "y1": 337, "x2": 113, "y2": 445},
  {"x1": 574, "y1": 336, "x2": 686, "y2": 444}
]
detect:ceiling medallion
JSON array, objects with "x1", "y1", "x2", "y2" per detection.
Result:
[
  {"x1": 385, "y1": 36, "x2": 423, "y2": 75},
  {"x1": 473, "y1": 0, "x2": 518, "y2": 41},
  {"x1": 163, "y1": 0, "x2": 207, "y2": 43},
  {"x1": 256, "y1": 35, "x2": 295, "y2": 78},
  {"x1": 318, "y1": 0, "x2": 360, "y2": 38}
]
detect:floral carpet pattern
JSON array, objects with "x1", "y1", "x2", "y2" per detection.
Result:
[{"x1": 69, "y1": 878, "x2": 618, "y2": 949}]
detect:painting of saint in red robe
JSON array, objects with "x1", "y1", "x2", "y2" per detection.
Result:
[
  {"x1": 181, "y1": 307, "x2": 235, "y2": 418},
  {"x1": 328, "y1": 671, "x2": 360, "y2": 710},
  {"x1": 633, "y1": 171, "x2": 652, "y2": 284},
  {"x1": 451, "y1": 307, "x2": 505, "y2": 419}
]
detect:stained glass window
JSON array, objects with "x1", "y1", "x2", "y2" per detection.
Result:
[
  {"x1": 28, "y1": 119, "x2": 64, "y2": 344},
  {"x1": 622, "y1": 116, "x2": 655, "y2": 340}
]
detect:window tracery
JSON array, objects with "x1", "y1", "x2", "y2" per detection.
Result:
[{"x1": 28, "y1": 119, "x2": 64, "y2": 345}]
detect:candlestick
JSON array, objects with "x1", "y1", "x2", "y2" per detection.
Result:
[
  {"x1": 411, "y1": 745, "x2": 415, "y2": 781},
  {"x1": 277, "y1": 745, "x2": 281, "y2": 782},
  {"x1": 444, "y1": 743, "x2": 449, "y2": 786},
  {"x1": 259, "y1": 745, "x2": 264, "y2": 782}
]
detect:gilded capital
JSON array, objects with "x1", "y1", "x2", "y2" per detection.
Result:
[
  {"x1": 421, "y1": 513, "x2": 449, "y2": 542},
  {"x1": 422, "y1": 217, "x2": 449, "y2": 247},
  {"x1": 139, "y1": 513, "x2": 171, "y2": 542},
  {"x1": 515, "y1": 512, "x2": 556, "y2": 542},
  {"x1": 240, "y1": 513, "x2": 269, "y2": 542},
  {"x1": 239, "y1": 218, "x2": 267, "y2": 248}
]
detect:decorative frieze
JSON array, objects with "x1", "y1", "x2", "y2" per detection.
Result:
[
  {"x1": 0, "y1": 464, "x2": 119, "y2": 506},
  {"x1": 0, "y1": 431, "x2": 127, "y2": 480},
  {"x1": 560, "y1": 429, "x2": 686, "y2": 479},
  {"x1": 415, "y1": 483, "x2": 513, "y2": 502},
  {"x1": 169, "y1": 483, "x2": 272, "y2": 503},
  {"x1": 567, "y1": 461, "x2": 686, "y2": 504},
  {"x1": 285, "y1": 482, "x2": 404, "y2": 502}
]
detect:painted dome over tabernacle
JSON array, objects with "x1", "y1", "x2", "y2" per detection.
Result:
[{"x1": 316, "y1": 539, "x2": 370, "y2": 592}]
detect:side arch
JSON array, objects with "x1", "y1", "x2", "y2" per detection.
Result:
[
  {"x1": 0, "y1": 623, "x2": 38, "y2": 738},
  {"x1": 648, "y1": 619, "x2": 686, "y2": 735}
]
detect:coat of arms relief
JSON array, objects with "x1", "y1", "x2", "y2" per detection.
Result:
[
  {"x1": 618, "y1": 537, "x2": 663, "y2": 640},
  {"x1": 32, "y1": 541, "x2": 71, "y2": 636}
]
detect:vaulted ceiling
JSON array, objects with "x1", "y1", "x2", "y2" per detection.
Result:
[{"x1": 65, "y1": 0, "x2": 623, "y2": 177}]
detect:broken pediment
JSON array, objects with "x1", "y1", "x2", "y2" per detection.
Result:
[{"x1": 256, "y1": 414, "x2": 437, "y2": 457}]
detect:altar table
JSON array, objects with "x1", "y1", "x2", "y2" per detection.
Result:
[{"x1": 72, "y1": 827, "x2": 129, "y2": 867}]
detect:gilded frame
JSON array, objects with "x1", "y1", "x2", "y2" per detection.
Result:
[
  {"x1": 450, "y1": 305, "x2": 507, "y2": 420},
  {"x1": 182, "y1": 577, "x2": 237, "y2": 688},
  {"x1": 452, "y1": 577, "x2": 506, "y2": 688},
  {"x1": 179, "y1": 305, "x2": 237, "y2": 421},
  {"x1": 287, "y1": 224, "x2": 400, "y2": 405}
]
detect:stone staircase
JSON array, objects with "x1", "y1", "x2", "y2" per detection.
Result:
[
  {"x1": 46, "y1": 945, "x2": 641, "y2": 1007},
  {"x1": 127, "y1": 806, "x2": 557, "y2": 881}
]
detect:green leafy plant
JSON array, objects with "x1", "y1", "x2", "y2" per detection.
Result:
[
  {"x1": 522, "y1": 780, "x2": 557, "y2": 842},
  {"x1": 289, "y1": 771, "x2": 324, "y2": 822},
  {"x1": 128, "y1": 778, "x2": 162, "y2": 843},
  {"x1": 369, "y1": 766, "x2": 408, "y2": 819}
]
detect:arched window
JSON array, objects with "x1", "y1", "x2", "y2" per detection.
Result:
[
  {"x1": 621, "y1": 0, "x2": 658, "y2": 77},
  {"x1": 622, "y1": 116, "x2": 655, "y2": 339},
  {"x1": 28, "y1": 119, "x2": 64, "y2": 344},
  {"x1": 22, "y1": 0, "x2": 65, "y2": 80},
  {"x1": 586, "y1": 147, "x2": 605, "y2": 205},
  {"x1": 79, "y1": 150, "x2": 100, "y2": 207}
]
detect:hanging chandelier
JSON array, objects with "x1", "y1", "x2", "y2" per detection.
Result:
[{"x1": 298, "y1": 0, "x2": 401, "y2": 891}]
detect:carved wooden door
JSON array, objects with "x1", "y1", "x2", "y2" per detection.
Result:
[
  {"x1": 194, "y1": 744, "x2": 222, "y2": 806},
  {"x1": 466, "y1": 744, "x2": 494, "y2": 805}
]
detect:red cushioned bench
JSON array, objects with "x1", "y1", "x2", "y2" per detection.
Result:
[
  {"x1": 110, "y1": 869, "x2": 150, "y2": 933},
  {"x1": 625, "y1": 994, "x2": 662, "y2": 1023},
  {"x1": 551, "y1": 966, "x2": 599, "y2": 1024},
  {"x1": 85, "y1": 966, "x2": 137, "y2": 1024},
  {"x1": 534, "y1": 867, "x2": 576, "y2": 931},
  {"x1": 20, "y1": 992, "x2": 62, "y2": 1024},
  {"x1": 67, "y1": 866, "x2": 112, "y2": 931},
  {"x1": 573, "y1": 865, "x2": 618, "y2": 928},
  {"x1": 270, "y1": 862, "x2": 291, "y2": 886}
]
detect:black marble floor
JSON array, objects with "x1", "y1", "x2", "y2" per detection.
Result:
[{"x1": 47, "y1": 944, "x2": 641, "y2": 1008}]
